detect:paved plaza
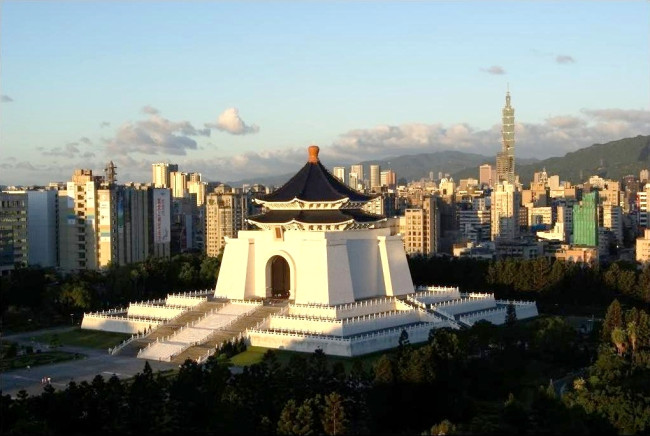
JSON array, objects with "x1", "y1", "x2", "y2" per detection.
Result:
[{"x1": 1, "y1": 327, "x2": 177, "y2": 398}]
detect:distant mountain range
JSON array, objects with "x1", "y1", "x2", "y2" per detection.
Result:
[{"x1": 231, "y1": 135, "x2": 650, "y2": 187}]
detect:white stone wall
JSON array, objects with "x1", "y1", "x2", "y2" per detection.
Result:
[
  {"x1": 81, "y1": 315, "x2": 161, "y2": 334},
  {"x1": 248, "y1": 323, "x2": 444, "y2": 357},
  {"x1": 214, "y1": 228, "x2": 414, "y2": 306},
  {"x1": 268, "y1": 310, "x2": 421, "y2": 336}
]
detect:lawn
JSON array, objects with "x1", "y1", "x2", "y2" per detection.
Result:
[
  {"x1": 34, "y1": 328, "x2": 131, "y2": 350},
  {"x1": 0, "y1": 349, "x2": 83, "y2": 372}
]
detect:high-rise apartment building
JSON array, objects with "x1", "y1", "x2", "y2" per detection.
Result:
[
  {"x1": 152, "y1": 163, "x2": 178, "y2": 188},
  {"x1": 637, "y1": 229, "x2": 650, "y2": 263},
  {"x1": 496, "y1": 91, "x2": 516, "y2": 185},
  {"x1": 97, "y1": 187, "x2": 120, "y2": 267},
  {"x1": 26, "y1": 190, "x2": 58, "y2": 268},
  {"x1": 573, "y1": 192, "x2": 599, "y2": 247},
  {"x1": 639, "y1": 184, "x2": 650, "y2": 228},
  {"x1": 350, "y1": 165, "x2": 364, "y2": 186},
  {"x1": 479, "y1": 164, "x2": 496, "y2": 187},
  {"x1": 459, "y1": 205, "x2": 491, "y2": 243},
  {"x1": 169, "y1": 171, "x2": 188, "y2": 198},
  {"x1": 491, "y1": 182, "x2": 521, "y2": 241},
  {"x1": 58, "y1": 169, "x2": 100, "y2": 271},
  {"x1": 205, "y1": 185, "x2": 246, "y2": 257},
  {"x1": 0, "y1": 191, "x2": 29, "y2": 274},
  {"x1": 333, "y1": 167, "x2": 346, "y2": 185},
  {"x1": 601, "y1": 201, "x2": 623, "y2": 245},
  {"x1": 370, "y1": 164, "x2": 381, "y2": 191},
  {"x1": 380, "y1": 170, "x2": 397, "y2": 189},
  {"x1": 402, "y1": 196, "x2": 440, "y2": 255}
]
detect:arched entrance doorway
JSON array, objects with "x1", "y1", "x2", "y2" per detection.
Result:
[{"x1": 268, "y1": 255, "x2": 291, "y2": 299}]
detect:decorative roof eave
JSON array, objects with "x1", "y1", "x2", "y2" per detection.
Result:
[
  {"x1": 254, "y1": 197, "x2": 351, "y2": 209},
  {"x1": 247, "y1": 216, "x2": 386, "y2": 231}
]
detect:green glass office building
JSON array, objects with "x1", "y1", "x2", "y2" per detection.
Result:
[{"x1": 573, "y1": 192, "x2": 598, "y2": 246}]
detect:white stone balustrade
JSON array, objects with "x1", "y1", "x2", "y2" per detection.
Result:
[
  {"x1": 288, "y1": 297, "x2": 401, "y2": 319},
  {"x1": 412, "y1": 288, "x2": 462, "y2": 304},
  {"x1": 430, "y1": 295, "x2": 496, "y2": 316},
  {"x1": 127, "y1": 303, "x2": 186, "y2": 320}
]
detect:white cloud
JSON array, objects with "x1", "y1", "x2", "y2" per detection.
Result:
[
  {"x1": 556, "y1": 55, "x2": 575, "y2": 64},
  {"x1": 106, "y1": 108, "x2": 210, "y2": 156},
  {"x1": 481, "y1": 65, "x2": 506, "y2": 75},
  {"x1": 207, "y1": 107, "x2": 260, "y2": 135}
]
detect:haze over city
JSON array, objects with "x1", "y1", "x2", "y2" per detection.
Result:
[{"x1": 1, "y1": 1, "x2": 649, "y2": 186}]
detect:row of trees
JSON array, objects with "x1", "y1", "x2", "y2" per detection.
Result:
[
  {"x1": 2, "y1": 314, "x2": 615, "y2": 435},
  {"x1": 408, "y1": 256, "x2": 650, "y2": 311},
  {"x1": 0, "y1": 253, "x2": 220, "y2": 332}
]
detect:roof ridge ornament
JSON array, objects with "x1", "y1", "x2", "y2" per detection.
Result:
[{"x1": 308, "y1": 145, "x2": 320, "y2": 163}]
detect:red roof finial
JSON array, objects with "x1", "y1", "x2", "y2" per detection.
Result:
[{"x1": 308, "y1": 145, "x2": 320, "y2": 163}]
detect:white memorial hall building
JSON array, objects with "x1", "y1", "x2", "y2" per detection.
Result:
[{"x1": 83, "y1": 146, "x2": 537, "y2": 360}]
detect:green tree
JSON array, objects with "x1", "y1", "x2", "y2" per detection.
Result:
[
  {"x1": 60, "y1": 282, "x2": 92, "y2": 310},
  {"x1": 611, "y1": 327, "x2": 627, "y2": 356},
  {"x1": 277, "y1": 398, "x2": 318, "y2": 436},
  {"x1": 200, "y1": 255, "x2": 221, "y2": 287},
  {"x1": 505, "y1": 302, "x2": 517, "y2": 327},
  {"x1": 373, "y1": 355, "x2": 394, "y2": 384},
  {"x1": 637, "y1": 265, "x2": 650, "y2": 302},
  {"x1": 429, "y1": 419, "x2": 457, "y2": 435},
  {"x1": 602, "y1": 299, "x2": 623, "y2": 342},
  {"x1": 321, "y1": 392, "x2": 348, "y2": 436}
]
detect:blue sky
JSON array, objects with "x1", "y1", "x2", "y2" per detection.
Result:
[{"x1": 1, "y1": 1, "x2": 649, "y2": 185}]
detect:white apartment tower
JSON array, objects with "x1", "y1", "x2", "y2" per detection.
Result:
[
  {"x1": 332, "y1": 167, "x2": 346, "y2": 185},
  {"x1": 491, "y1": 181, "x2": 521, "y2": 241},
  {"x1": 205, "y1": 185, "x2": 246, "y2": 257},
  {"x1": 152, "y1": 163, "x2": 178, "y2": 188},
  {"x1": 370, "y1": 164, "x2": 381, "y2": 191},
  {"x1": 403, "y1": 196, "x2": 440, "y2": 255}
]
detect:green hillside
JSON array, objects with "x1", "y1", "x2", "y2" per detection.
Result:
[{"x1": 515, "y1": 135, "x2": 650, "y2": 184}]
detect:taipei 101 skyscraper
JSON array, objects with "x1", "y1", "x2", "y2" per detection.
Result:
[{"x1": 496, "y1": 89, "x2": 515, "y2": 185}]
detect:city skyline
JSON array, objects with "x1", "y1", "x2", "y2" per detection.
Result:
[{"x1": 1, "y1": 1, "x2": 649, "y2": 186}]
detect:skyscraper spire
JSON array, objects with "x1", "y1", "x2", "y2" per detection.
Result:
[{"x1": 496, "y1": 89, "x2": 515, "y2": 185}]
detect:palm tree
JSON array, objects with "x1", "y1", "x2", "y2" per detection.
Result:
[{"x1": 611, "y1": 327, "x2": 627, "y2": 356}]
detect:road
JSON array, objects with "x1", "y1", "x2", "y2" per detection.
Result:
[{"x1": 1, "y1": 327, "x2": 177, "y2": 398}]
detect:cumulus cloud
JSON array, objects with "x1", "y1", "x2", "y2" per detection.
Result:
[
  {"x1": 481, "y1": 65, "x2": 506, "y2": 75},
  {"x1": 556, "y1": 55, "x2": 575, "y2": 64},
  {"x1": 326, "y1": 108, "x2": 650, "y2": 162},
  {"x1": 79, "y1": 137, "x2": 92, "y2": 145},
  {"x1": 106, "y1": 108, "x2": 210, "y2": 156},
  {"x1": 117, "y1": 107, "x2": 649, "y2": 183},
  {"x1": 207, "y1": 107, "x2": 260, "y2": 135},
  {"x1": 142, "y1": 105, "x2": 159, "y2": 115},
  {"x1": 2, "y1": 95, "x2": 14, "y2": 102},
  {"x1": 43, "y1": 142, "x2": 82, "y2": 158},
  {"x1": 100, "y1": 121, "x2": 111, "y2": 128}
]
